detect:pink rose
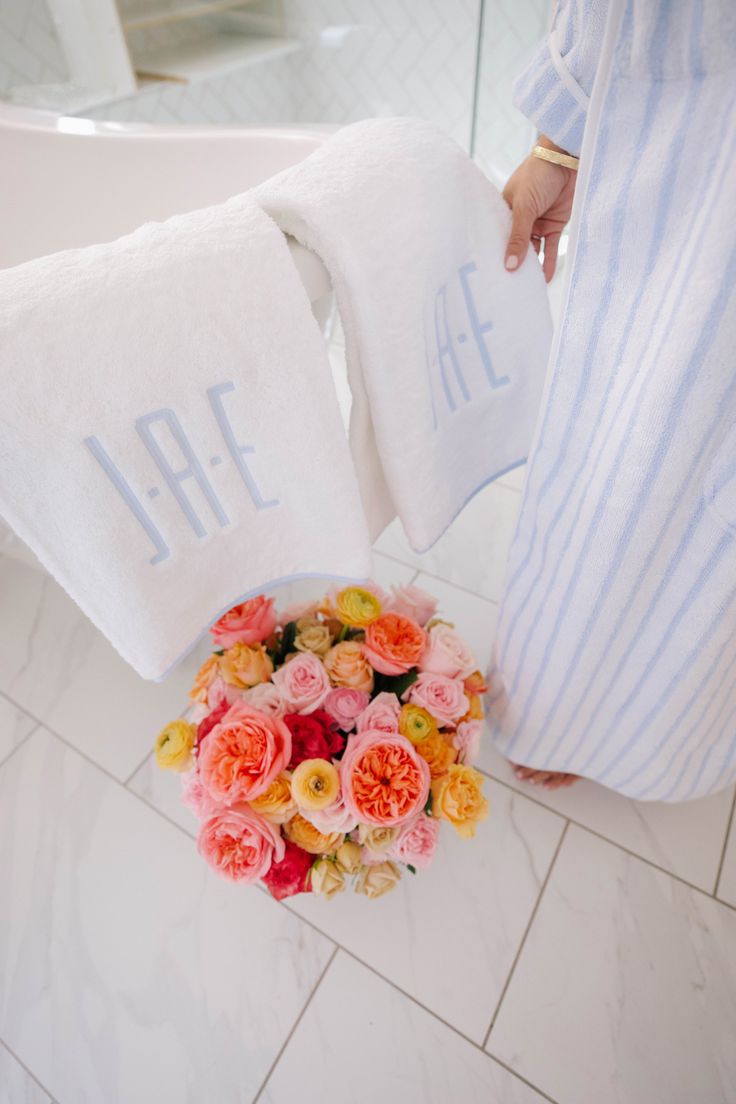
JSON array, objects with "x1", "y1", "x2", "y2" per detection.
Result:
[
  {"x1": 272, "y1": 652, "x2": 331, "y2": 714},
  {"x1": 323, "y1": 687, "x2": 370, "y2": 731},
  {"x1": 197, "y1": 804, "x2": 284, "y2": 883},
  {"x1": 180, "y1": 766, "x2": 224, "y2": 820},
  {"x1": 302, "y1": 793, "x2": 357, "y2": 835},
  {"x1": 390, "y1": 813, "x2": 440, "y2": 870},
  {"x1": 355, "y1": 691, "x2": 401, "y2": 734},
  {"x1": 453, "y1": 719, "x2": 483, "y2": 765},
  {"x1": 406, "y1": 672, "x2": 469, "y2": 726},
  {"x1": 198, "y1": 699, "x2": 291, "y2": 804},
  {"x1": 385, "y1": 584, "x2": 438, "y2": 627},
  {"x1": 243, "y1": 681, "x2": 286, "y2": 718},
  {"x1": 420, "y1": 623, "x2": 476, "y2": 680},
  {"x1": 210, "y1": 595, "x2": 278, "y2": 649},
  {"x1": 340, "y1": 728, "x2": 430, "y2": 827}
]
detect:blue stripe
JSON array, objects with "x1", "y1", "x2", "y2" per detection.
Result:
[
  {"x1": 500, "y1": 0, "x2": 693, "y2": 685},
  {"x1": 499, "y1": 4, "x2": 675, "y2": 713},
  {"x1": 631, "y1": 631, "x2": 736, "y2": 799},
  {"x1": 510, "y1": 234, "x2": 736, "y2": 763}
]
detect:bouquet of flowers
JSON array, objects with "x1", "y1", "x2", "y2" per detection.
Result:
[{"x1": 154, "y1": 582, "x2": 489, "y2": 902}]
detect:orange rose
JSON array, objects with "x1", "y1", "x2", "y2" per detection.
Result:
[
  {"x1": 415, "y1": 728, "x2": 458, "y2": 778},
  {"x1": 219, "y1": 641, "x2": 273, "y2": 689},
  {"x1": 190, "y1": 654, "x2": 219, "y2": 703},
  {"x1": 431, "y1": 764, "x2": 489, "y2": 838},
  {"x1": 323, "y1": 641, "x2": 374, "y2": 693},
  {"x1": 283, "y1": 813, "x2": 344, "y2": 855},
  {"x1": 362, "y1": 614, "x2": 427, "y2": 676}
]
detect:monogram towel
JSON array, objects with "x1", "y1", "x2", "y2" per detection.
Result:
[
  {"x1": 255, "y1": 117, "x2": 553, "y2": 552},
  {"x1": 0, "y1": 196, "x2": 372, "y2": 679}
]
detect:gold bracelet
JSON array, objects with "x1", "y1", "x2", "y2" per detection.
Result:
[{"x1": 532, "y1": 144, "x2": 579, "y2": 170}]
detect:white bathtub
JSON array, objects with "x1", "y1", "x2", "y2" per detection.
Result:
[{"x1": 0, "y1": 104, "x2": 334, "y2": 566}]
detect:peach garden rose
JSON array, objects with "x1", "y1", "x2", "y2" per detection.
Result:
[
  {"x1": 340, "y1": 729, "x2": 430, "y2": 827},
  {"x1": 362, "y1": 613, "x2": 428, "y2": 676},
  {"x1": 197, "y1": 804, "x2": 284, "y2": 883},
  {"x1": 323, "y1": 641, "x2": 374, "y2": 693},
  {"x1": 198, "y1": 700, "x2": 291, "y2": 804}
]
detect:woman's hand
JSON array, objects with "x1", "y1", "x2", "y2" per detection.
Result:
[{"x1": 503, "y1": 136, "x2": 577, "y2": 283}]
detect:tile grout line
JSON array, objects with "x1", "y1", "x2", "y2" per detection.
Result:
[
  {"x1": 250, "y1": 944, "x2": 339, "y2": 1104},
  {"x1": 482, "y1": 820, "x2": 570, "y2": 1050},
  {"x1": 0, "y1": 724, "x2": 39, "y2": 775},
  {"x1": 0, "y1": 1036, "x2": 57, "y2": 1103},
  {"x1": 476, "y1": 761, "x2": 736, "y2": 909},
  {"x1": 713, "y1": 786, "x2": 736, "y2": 898},
  {"x1": 7, "y1": 684, "x2": 736, "y2": 914},
  {"x1": 374, "y1": 548, "x2": 502, "y2": 604}
]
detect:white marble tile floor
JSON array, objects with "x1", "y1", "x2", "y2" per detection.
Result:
[{"x1": 1, "y1": 471, "x2": 735, "y2": 1104}]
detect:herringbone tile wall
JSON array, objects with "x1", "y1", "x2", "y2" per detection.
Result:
[{"x1": 1, "y1": 0, "x2": 546, "y2": 178}]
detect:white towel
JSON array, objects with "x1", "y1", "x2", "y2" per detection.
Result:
[
  {"x1": 0, "y1": 196, "x2": 373, "y2": 680},
  {"x1": 255, "y1": 117, "x2": 553, "y2": 553}
]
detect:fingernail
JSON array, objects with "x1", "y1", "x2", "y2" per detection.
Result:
[{"x1": 505, "y1": 255, "x2": 519, "y2": 271}]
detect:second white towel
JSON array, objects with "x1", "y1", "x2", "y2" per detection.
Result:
[{"x1": 256, "y1": 117, "x2": 553, "y2": 552}]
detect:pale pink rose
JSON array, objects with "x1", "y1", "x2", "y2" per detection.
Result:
[
  {"x1": 243, "y1": 681, "x2": 286, "y2": 718},
  {"x1": 385, "y1": 584, "x2": 438, "y2": 627},
  {"x1": 340, "y1": 729, "x2": 430, "y2": 827},
  {"x1": 197, "y1": 804, "x2": 284, "y2": 883},
  {"x1": 206, "y1": 676, "x2": 242, "y2": 712},
  {"x1": 210, "y1": 595, "x2": 278, "y2": 649},
  {"x1": 278, "y1": 598, "x2": 320, "y2": 625},
  {"x1": 271, "y1": 652, "x2": 332, "y2": 714},
  {"x1": 389, "y1": 813, "x2": 440, "y2": 870},
  {"x1": 420, "y1": 623, "x2": 476, "y2": 680},
  {"x1": 180, "y1": 767, "x2": 224, "y2": 820},
  {"x1": 453, "y1": 719, "x2": 483, "y2": 765},
  {"x1": 198, "y1": 699, "x2": 291, "y2": 804},
  {"x1": 355, "y1": 691, "x2": 401, "y2": 734},
  {"x1": 302, "y1": 792, "x2": 357, "y2": 835},
  {"x1": 323, "y1": 687, "x2": 370, "y2": 731},
  {"x1": 407, "y1": 672, "x2": 469, "y2": 726}
]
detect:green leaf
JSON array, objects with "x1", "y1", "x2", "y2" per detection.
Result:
[
  {"x1": 336, "y1": 623, "x2": 349, "y2": 642},
  {"x1": 407, "y1": 864, "x2": 417, "y2": 875},
  {"x1": 277, "y1": 621, "x2": 297, "y2": 664},
  {"x1": 213, "y1": 649, "x2": 224, "y2": 656},
  {"x1": 424, "y1": 790, "x2": 433, "y2": 816},
  {"x1": 372, "y1": 667, "x2": 419, "y2": 701}
]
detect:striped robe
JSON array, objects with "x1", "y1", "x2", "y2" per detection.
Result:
[{"x1": 487, "y1": 0, "x2": 736, "y2": 800}]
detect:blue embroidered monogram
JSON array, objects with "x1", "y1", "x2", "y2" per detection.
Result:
[
  {"x1": 85, "y1": 382, "x2": 279, "y2": 566},
  {"x1": 428, "y1": 260, "x2": 511, "y2": 430}
]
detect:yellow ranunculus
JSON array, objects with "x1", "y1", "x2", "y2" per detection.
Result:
[
  {"x1": 334, "y1": 586, "x2": 382, "y2": 627},
  {"x1": 283, "y1": 813, "x2": 344, "y2": 855},
  {"x1": 354, "y1": 860, "x2": 401, "y2": 899},
  {"x1": 431, "y1": 764, "x2": 489, "y2": 839},
  {"x1": 335, "y1": 839, "x2": 362, "y2": 874},
  {"x1": 310, "y1": 859, "x2": 345, "y2": 899},
  {"x1": 398, "y1": 703, "x2": 438, "y2": 744},
  {"x1": 415, "y1": 728, "x2": 458, "y2": 779},
  {"x1": 249, "y1": 772, "x2": 296, "y2": 824},
  {"x1": 219, "y1": 641, "x2": 273, "y2": 689},
  {"x1": 154, "y1": 719, "x2": 196, "y2": 772},
  {"x1": 291, "y1": 758, "x2": 340, "y2": 811}
]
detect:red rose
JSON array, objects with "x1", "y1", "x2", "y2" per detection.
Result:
[
  {"x1": 196, "y1": 699, "x2": 230, "y2": 752},
  {"x1": 284, "y1": 710, "x2": 345, "y2": 768},
  {"x1": 261, "y1": 840, "x2": 314, "y2": 901}
]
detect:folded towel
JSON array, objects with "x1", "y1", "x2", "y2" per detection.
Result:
[
  {"x1": 0, "y1": 196, "x2": 373, "y2": 680},
  {"x1": 255, "y1": 117, "x2": 553, "y2": 552}
]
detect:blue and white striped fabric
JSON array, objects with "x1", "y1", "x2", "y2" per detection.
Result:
[{"x1": 488, "y1": 0, "x2": 736, "y2": 801}]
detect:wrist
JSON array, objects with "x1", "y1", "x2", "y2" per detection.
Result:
[{"x1": 536, "y1": 134, "x2": 573, "y2": 157}]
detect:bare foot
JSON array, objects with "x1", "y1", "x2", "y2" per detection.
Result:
[{"x1": 511, "y1": 763, "x2": 579, "y2": 790}]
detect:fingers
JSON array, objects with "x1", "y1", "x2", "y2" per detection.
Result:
[
  {"x1": 505, "y1": 200, "x2": 535, "y2": 272},
  {"x1": 542, "y1": 231, "x2": 561, "y2": 283}
]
